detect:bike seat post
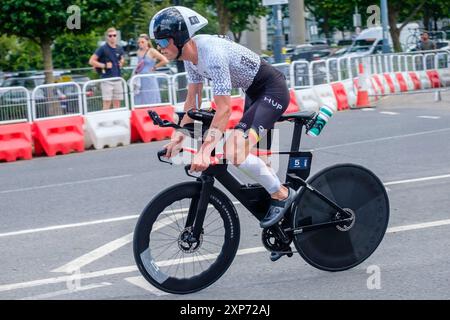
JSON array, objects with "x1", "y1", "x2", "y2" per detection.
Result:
[{"x1": 290, "y1": 121, "x2": 304, "y2": 152}]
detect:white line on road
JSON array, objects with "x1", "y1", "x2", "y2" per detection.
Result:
[
  {"x1": 0, "y1": 201, "x2": 240, "y2": 239},
  {"x1": 0, "y1": 215, "x2": 139, "y2": 239},
  {"x1": 380, "y1": 111, "x2": 399, "y2": 115},
  {"x1": 20, "y1": 282, "x2": 112, "y2": 300},
  {"x1": 384, "y1": 173, "x2": 450, "y2": 186},
  {"x1": 51, "y1": 214, "x2": 185, "y2": 273},
  {"x1": 0, "y1": 170, "x2": 449, "y2": 241},
  {"x1": 387, "y1": 219, "x2": 450, "y2": 233},
  {"x1": 417, "y1": 116, "x2": 440, "y2": 119},
  {"x1": 314, "y1": 127, "x2": 450, "y2": 151},
  {"x1": 0, "y1": 175, "x2": 132, "y2": 195},
  {"x1": 1, "y1": 170, "x2": 450, "y2": 239},
  {"x1": 2, "y1": 218, "x2": 450, "y2": 294}
]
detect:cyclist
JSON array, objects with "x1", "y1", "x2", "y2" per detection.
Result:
[{"x1": 149, "y1": 6, "x2": 297, "y2": 229}]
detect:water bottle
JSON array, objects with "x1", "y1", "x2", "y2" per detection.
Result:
[{"x1": 307, "y1": 105, "x2": 334, "y2": 137}]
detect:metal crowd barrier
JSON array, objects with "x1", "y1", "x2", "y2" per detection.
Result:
[
  {"x1": 32, "y1": 82, "x2": 82, "y2": 120},
  {"x1": 129, "y1": 73, "x2": 172, "y2": 109},
  {"x1": 82, "y1": 77, "x2": 128, "y2": 114},
  {"x1": 0, "y1": 86, "x2": 31, "y2": 124}
]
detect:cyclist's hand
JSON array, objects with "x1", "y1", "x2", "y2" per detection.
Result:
[
  {"x1": 163, "y1": 131, "x2": 186, "y2": 158},
  {"x1": 190, "y1": 150, "x2": 211, "y2": 172}
]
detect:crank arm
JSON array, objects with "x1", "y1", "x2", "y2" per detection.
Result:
[{"x1": 287, "y1": 217, "x2": 354, "y2": 235}]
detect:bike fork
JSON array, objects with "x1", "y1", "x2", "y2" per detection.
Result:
[{"x1": 186, "y1": 174, "x2": 215, "y2": 240}]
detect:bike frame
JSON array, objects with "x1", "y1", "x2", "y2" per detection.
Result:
[{"x1": 182, "y1": 119, "x2": 353, "y2": 240}]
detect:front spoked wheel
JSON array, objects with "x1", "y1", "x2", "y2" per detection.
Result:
[
  {"x1": 133, "y1": 182, "x2": 240, "y2": 294},
  {"x1": 293, "y1": 164, "x2": 389, "y2": 271}
]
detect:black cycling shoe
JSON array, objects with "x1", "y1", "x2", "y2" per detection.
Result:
[
  {"x1": 260, "y1": 187, "x2": 298, "y2": 228},
  {"x1": 270, "y1": 247, "x2": 294, "y2": 262}
]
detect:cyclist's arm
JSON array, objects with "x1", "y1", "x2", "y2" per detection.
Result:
[
  {"x1": 198, "y1": 52, "x2": 233, "y2": 155},
  {"x1": 199, "y1": 95, "x2": 231, "y2": 155}
]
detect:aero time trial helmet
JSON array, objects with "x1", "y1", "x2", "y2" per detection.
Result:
[{"x1": 149, "y1": 6, "x2": 208, "y2": 59}]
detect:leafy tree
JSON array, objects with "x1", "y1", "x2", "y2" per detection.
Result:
[
  {"x1": 0, "y1": 35, "x2": 43, "y2": 72},
  {"x1": 0, "y1": 0, "x2": 122, "y2": 83},
  {"x1": 199, "y1": 0, "x2": 267, "y2": 38},
  {"x1": 305, "y1": 0, "x2": 355, "y2": 41},
  {"x1": 53, "y1": 32, "x2": 99, "y2": 69}
]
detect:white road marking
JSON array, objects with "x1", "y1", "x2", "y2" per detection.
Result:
[
  {"x1": 387, "y1": 219, "x2": 450, "y2": 233},
  {"x1": 0, "y1": 201, "x2": 241, "y2": 239},
  {"x1": 361, "y1": 108, "x2": 376, "y2": 111},
  {"x1": 0, "y1": 215, "x2": 139, "y2": 239},
  {"x1": 51, "y1": 214, "x2": 185, "y2": 273},
  {"x1": 417, "y1": 116, "x2": 440, "y2": 119},
  {"x1": 0, "y1": 175, "x2": 132, "y2": 195},
  {"x1": 380, "y1": 111, "x2": 399, "y2": 115},
  {"x1": 1, "y1": 217, "x2": 450, "y2": 294},
  {"x1": 124, "y1": 277, "x2": 169, "y2": 296},
  {"x1": 20, "y1": 282, "x2": 112, "y2": 300},
  {"x1": 314, "y1": 127, "x2": 450, "y2": 151},
  {"x1": 0, "y1": 168, "x2": 449, "y2": 241},
  {"x1": 384, "y1": 173, "x2": 450, "y2": 186}
]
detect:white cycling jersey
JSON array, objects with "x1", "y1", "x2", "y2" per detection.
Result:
[{"x1": 184, "y1": 34, "x2": 261, "y2": 96}]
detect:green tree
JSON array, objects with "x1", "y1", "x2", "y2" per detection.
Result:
[
  {"x1": 305, "y1": 1, "x2": 355, "y2": 41},
  {"x1": 200, "y1": 0, "x2": 267, "y2": 38},
  {"x1": 0, "y1": 35, "x2": 43, "y2": 72},
  {"x1": 0, "y1": 0, "x2": 122, "y2": 83},
  {"x1": 228, "y1": 1, "x2": 268, "y2": 43},
  {"x1": 53, "y1": 32, "x2": 99, "y2": 69}
]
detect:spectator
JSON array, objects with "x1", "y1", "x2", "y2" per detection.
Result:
[
  {"x1": 89, "y1": 27, "x2": 125, "y2": 110},
  {"x1": 418, "y1": 32, "x2": 436, "y2": 51},
  {"x1": 133, "y1": 34, "x2": 169, "y2": 105}
]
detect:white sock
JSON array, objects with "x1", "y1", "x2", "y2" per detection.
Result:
[{"x1": 236, "y1": 154, "x2": 282, "y2": 194}]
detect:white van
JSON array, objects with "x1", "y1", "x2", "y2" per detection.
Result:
[{"x1": 345, "y1": 23, "x2": 420, "y2": 57}]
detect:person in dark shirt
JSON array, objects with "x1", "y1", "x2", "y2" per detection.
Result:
[
  {"x1": 89, "y1": 27, "x2": 126, "y2": 110},
  {"x1": 418, "y1": 32, "x2": 436, "y2": 51}
]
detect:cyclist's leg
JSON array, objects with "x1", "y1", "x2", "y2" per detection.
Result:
[{"x1": 225, "y1": 84, "x2": 297, "y2": 224}]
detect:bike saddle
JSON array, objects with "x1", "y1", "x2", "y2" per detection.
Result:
[{"x1": 278, "y1": 111, "x2": 316, "y2": 123}]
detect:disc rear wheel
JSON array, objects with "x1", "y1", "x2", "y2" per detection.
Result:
[{"x1": 293, "y1": 164, "x2": 390, "y2": 271}]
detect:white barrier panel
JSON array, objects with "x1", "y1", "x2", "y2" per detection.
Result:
[
  {"x1": 400, "y1": 55, "x2": 407, "y2": 72},
  {"x1": 414, "y1": 55, "x2": 425, "y2": 71},
  {"x1": 294, "y1": 88, "x2": 320, "y2": 112},
  {"x1": 84, "y1": 109, "x2": 131, "y2": 150},
  {"x1": 436, "y1": 52, "x2": 449, "y2": 69},
  {"x1": 342, "y1": 79, "x2": 357, "y2": 108},
  {"x1": 311, "y1": 60, "x2": 328, "y2": 86},
  {"x1": 350, "y1": 57, "x2": 363, "y2": 79},
  {"x1": 407, "y1": 55, "x2": 415, "y2": 71},
  {"x1": 313, "y1": 84, "x2": 338, "y2": 112},
  {"x1": 290, "y1": 61, "x2": 311, "y2": 89},
  {"x1": 416, "y1": 70, "x2": 432, "y2": 89},
  {"x1": 82, "y1": 77, "x2": 129, "y2": 114},
  {"x1": 82, "y1": 78, "x2": 130, "y2": 150},
  {"x1": 338, "y1": 57, "x2": 350, "y2": 80},
  {"x1": 326, "y1": 58, "x2": 339, "y2": 83},
  {"x1": 32, "y1": 82, "x2": 82, "y2": 121},
  {"x1": 0, "y1": 86, "x2": 31, "y2": 124},
  {"x1": 437, "y1": 69, "x2": 450, "y2": 87},
  {"x1": 129, "y1": 73, "x2": 172, "y2": 108},
  {"x1": 424, "y1": 53, "x2": 435, "y2": 70}
]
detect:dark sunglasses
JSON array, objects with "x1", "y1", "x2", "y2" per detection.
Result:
[
  {"x1": 155, "y1": 38, "x2": 170, "y2": 49},
  {"x1": 108, "y1": 34, "x2": 117, "y2": 38}
]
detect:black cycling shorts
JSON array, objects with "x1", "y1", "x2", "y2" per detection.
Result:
[{"x1": 235, "y1": 59, "x2": 290, "y2": 150}]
